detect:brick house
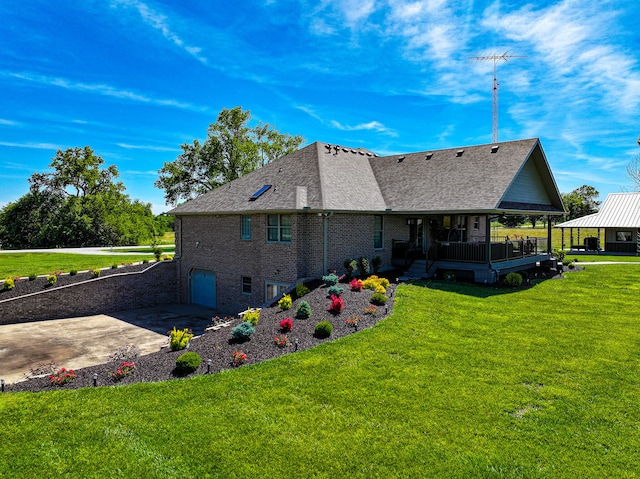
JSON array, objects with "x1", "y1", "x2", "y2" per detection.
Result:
[{"x1": 170, "y1": 138, "x2": 565, "y2": 312}]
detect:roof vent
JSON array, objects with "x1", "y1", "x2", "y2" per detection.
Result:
[
  {"x1": 341, "y1": 147, "x2": 348, "y2": 152},
  {"x1": 397, "y1": 156, "x2": 405, "y2": 163},
  {"x1": 351, "y1": 149, "x2": 357, "y2": 153},
  {"x1": 456, "y1": 149, "x2": 464, "y2": 157},
  {"x1": 358, "y1": 151, "x2": 364, "y2": 155},
  {"x1": 491, "y1": 145, "x2": 499, "y2": 153},
  {"x1": 325, "y1": 144, "x2": 331, "y2": 149},
  {"x1": 249, "y1": 184, "x2": 272, "y2": 201},
  {"x1": 425, "y1": 152, "x2": 433, "y2": 160}
]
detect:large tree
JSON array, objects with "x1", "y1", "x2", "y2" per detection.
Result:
[
  {"x1": 561, "y1": 185, "x2": 600, "y2": 221},
  {"x1": 155, "y1": 107, "x2": 304, "y2": 206},
  {"x1": 0, "y1": 147, "x2": 159, "y2": 248}
]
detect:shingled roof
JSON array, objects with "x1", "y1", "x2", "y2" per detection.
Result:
[{"x1": 170, "y1": 138, "x2": 565, "y2": 216}]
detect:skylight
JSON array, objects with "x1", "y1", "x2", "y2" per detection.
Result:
[{"x1": 249, "y1": 184, "x2": 272, "y2": 201}]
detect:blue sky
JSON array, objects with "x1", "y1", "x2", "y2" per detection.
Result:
[{"x1": 2, "y1": 0, "x2": 639, "y2": 214}]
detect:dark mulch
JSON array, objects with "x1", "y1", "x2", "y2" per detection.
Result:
[
  {"x1": 6, "y1": 277, "x2": 396, "y2": 393},
  {"x1": 0, "y1": 263, "x2": 151, "y2": 301}
]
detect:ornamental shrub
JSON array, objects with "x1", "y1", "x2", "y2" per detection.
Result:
[
  {"x1": 279, "y1": 318, "x2": 293, "y2": 332},
  {"x1": 28, "y1": 273, "x2": 37, "y2": 281},
  {"x1": 296, "y1": 300, "x2": 312, "y2": 319},
  {"x1": 350, "y1": 278, "x2": 364, "y2": 291},
  {"x1": 46, "y1": 274, "x2": 57, "y2": 286},
  {"x1": 504, "y1": 272, "x2": 523, "y2": 288},
  {"x1": 328, "y1": 294, "x2": 345, "y2": 314},
  {"x1": 3, "y1": 277, "x2": 15, "y2": 290},
  {"x1": 69, "y1": 269, "x2": 78, "y2": 276},
  {"x1": 175, "y1": 351, "x2": 202, "y2": 374},
  {"x1": 231, "y1": 321, "x2": 255, "y2": 340},
  {"x1": 370, "y1": 292, "x2": 388, "y2": 306},
  {"x1": 295, "y1": 282, "x2": 310, "y2": 298},
  {"x1": 322, "y1": 273, "x2": 339, "y2": 286},
  {"x1": 375, "y1": 284, "x2": 386, "y2": 294},
  {"x1": 327, "y1": 285, "x2": 344, "y2": 297},
  {"x1": 278, "y1": 294, "x2": 293, "y2": 311},
  {"x1": 243, "y1": 308, "x2": 260, "y2": 325},
  {"x1": 344, "y1": 258, "x2": 357, "y2": 278},
  {"x1": 169, "y1": 327, "x2": 193, "y2": 351},
  {"x1": 92, "y1": 269, "x2": 101, "y2": 277},
  {"x1": 314, "y1": 320, "x2": 333, "y2": 338},
  {"x1": 372, "y1": 256, "x2": 382, "y2": 273},
  {"x1": 357, "y1": 257, "x2": 370, "y2": 276},
  {"x1": 111, "y1": 264, "x2": 118, "y2": 269},
  {"x1": 49, "y1": 367, "x2": 77, "y2": 386}
]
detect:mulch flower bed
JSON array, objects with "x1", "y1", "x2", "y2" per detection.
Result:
[{"x1": 6, "y1": 276, "x2": 397, "y2": 393}]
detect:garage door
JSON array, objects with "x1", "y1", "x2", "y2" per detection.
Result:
[{"x1": 190, "y1": 269, "x2": 216, "y2": 308}]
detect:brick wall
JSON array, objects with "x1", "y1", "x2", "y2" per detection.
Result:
[{"x1": 0, "y1": 261, "x2": 178, "y2": 325}]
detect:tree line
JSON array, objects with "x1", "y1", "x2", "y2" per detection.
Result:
[{"x1": 0, "y1": 107, "x2": 303, "y2": 249}]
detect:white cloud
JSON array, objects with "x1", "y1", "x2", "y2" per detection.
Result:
[
  {"x1": 117, "y1": 143, "x2": 178, "y2": 152},
  {"x1": 4, "y1": 71, "x2": 210, "y2": 113},
  {"x1": 331, "y1": 119, "x2": 397, "y2": 136},
  {"x1": 109, "y1": 0, "x2": 208, "y2": 64},
  {"x1": 0, "y1": 119, "x2": 18, "y2": 126},
  {"x1": 0, "y1": 141, "x2": 60, "y2": 150}
]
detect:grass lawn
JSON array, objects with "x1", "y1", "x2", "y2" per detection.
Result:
[
  {"x1": 0, "y1": 253, "x2": 159, "y2": 278},
  {"x1": 1, "y1": 265, "x2": 640, "y2": 477}
]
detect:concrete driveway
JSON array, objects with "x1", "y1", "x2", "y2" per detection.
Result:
[{"x1": 0, "y1": 304, "x2": 215, "y2": 385}]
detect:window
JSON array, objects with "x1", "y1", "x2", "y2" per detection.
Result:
[
  {"x1": 267, "y1": 214, "x2": 292, "y2": 242},
  {"x1": 265, "y1": 281, "x2": 290, "y2": 302},
  {"x1": 473, "y1": 216, "x2": 480, "y2": 230},
  {"x1": 241, "y1": 215, "x2": 252, "y2": 240},
  {"x1": 242, "y1": 276, "x2": 252, "y2": 294},
  {"x1": 616, "y1": 231, "x2": 632, "y2": 242},
  {"x1": 374, "y1": 215, "x2": 384, "y2": 249}
]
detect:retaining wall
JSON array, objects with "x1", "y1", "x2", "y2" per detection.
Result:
[{"x1": 0, "y1": 261, "x2": 178, "y2": 325}]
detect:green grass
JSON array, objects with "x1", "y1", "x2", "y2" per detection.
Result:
[
  {"x1": 495, "y1": 225, "x2": 601, "y2": 251},
  {"x1": 2, "y1": 265, "x2": 640, "y2": 477},
  {"x1": 0, "y1": 253, "x2": 158, "y2": 278}
]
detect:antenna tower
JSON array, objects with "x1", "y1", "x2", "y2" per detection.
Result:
[{"x1": 470, "y1": 51, "x2": 526, "y2": 143}]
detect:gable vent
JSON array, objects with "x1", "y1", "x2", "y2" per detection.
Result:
[
  {"x1": 425, "y1": 152, "x2": 433, "y2": 160},
  {"x1": 491, "y1": 145, "x2": 499, "y2": 153},
  {"x1": 456, "y1": 149, "x2": 464, "y2": 157},
  {"x1": 249, "y1": 184, "x2": 272, "y2": 201}
]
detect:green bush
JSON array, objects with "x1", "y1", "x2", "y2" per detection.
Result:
[
  {"x1": 231, "y1": 321, "x2": 255, "y2": 340},
  {"x1": 504, "y1": 272, "x2": 523, "y2": 288},
  {"x1": 372, "y1": 256, "x2": 382, "y2": 273},
  {"x1": 295, "y1": 282, "x2": 310, "y2": 298},
  {"x1": 169, "y1": 327, "x2": 193, "y2": 351},
  {"x1": 314, "y1": 320, "x2": 333, "y2": 339},
  {"x1": 92, "y1": 269, "x2": 101, "y2": 278},
  {"x1": 28, "y1": 273, "x2": 37, "y2": 281},
  {"x1": 3, "y1": 277, "x2": 15, "y2": 290},
  {"x1": 46, "y1": 274, "x2": 57, "y2": 286},
  {"x1": 242, "y1": 308, "x2": 260, "y2": 325},
  {"x1": 327, "y1": 285, "x2": 344, "y2": 297},
  {"x1": 322, "y1": 274, "x2": 339, "y2": 286},
  {"x1": 357, "y1": 257, "x2": 370, "y2": 276},
  {"x1": 370, "y1": 292, "x2": 388, "y2": 306},
  {"x1": 344, "y1": 258, "x2": 357, "y2": 278},
  {"x1": 175, "y1": 351, "x2": 202, "y2": 374},
  {"x1": 142, "y1": 259, "x2": 149, "y2": 264},
  {"x1": 69, "y1": 269, "x2": 78, "y2": 276},
  {"x1": 278, "y1": 294, "x2": 292, "y2": 311},
  {"x1": 153, "y1": 247, "x2": 162, "y2": 261},
  {"x1": 296, "y1": 300, "x2": 312, "y2": 319},
  {"x1": 111, "y1": 264, "x2": 118, "y2": 269}
]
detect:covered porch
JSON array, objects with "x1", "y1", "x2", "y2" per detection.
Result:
[{"x1": 392, "y1": 214, "x2": 556, "y2": 282}]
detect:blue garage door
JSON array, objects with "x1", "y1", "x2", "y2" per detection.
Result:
[{"x1": 190, "y1": 269, "x2": 216, "y2": 308}]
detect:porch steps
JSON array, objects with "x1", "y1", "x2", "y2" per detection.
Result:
[{"x1": 404, "y1": 259, "x2": 428, "y2": 279}]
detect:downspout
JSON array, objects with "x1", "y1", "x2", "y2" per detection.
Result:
[
  {"x1": 172, "y1": 216, "x2": 183, "y2": 304},
  {"x1": 322, "y1": 212, "x2": 334, "y2": 274}
]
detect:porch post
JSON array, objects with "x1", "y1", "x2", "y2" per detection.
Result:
[
  {"x1": 561, "y1": 227, "x2": 565, "y2": 251},
  {"x1": 485, "y1": 215, "x2": 492, "y2": 264},
  {"x1": 547, "y1": 216, "x2": 552, "y2": 253}
]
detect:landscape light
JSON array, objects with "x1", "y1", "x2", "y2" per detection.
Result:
[
  {"x1": 1, "y1": 379, "x2": 4, "y2": 392},
  {"x1": 93, "y1": 373, "x2": 98, "y2": 387},
  {"x1": 294, "y1": 338, "x2": 299, "y2": 352},
  {"x1": 207, "y1": 359, "x2": 212, "y2": 374}
]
